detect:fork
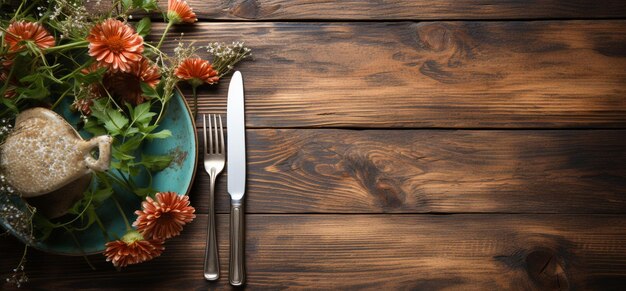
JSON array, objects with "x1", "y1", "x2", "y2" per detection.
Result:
[{"x1": 203, "y1": 114, "x2": 225, "y2": 281}]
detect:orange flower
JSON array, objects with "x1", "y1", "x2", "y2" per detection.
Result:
[
  {"x1": 103, "y1": 57, "x2": 161, "y2": 105},
  {"x1": 133, "y1": 192, "x2": 196, "y2": 240},
  {"x1": 167, "y1": 0, "x2": 197, "y2": 24},
  {"x1": 87, "y1": 19, "x2": 144, "y2": 72},
  {"x1": 175, "y1": 58, "x2": 219, "y2": 87},
  {"x1": 103, "y1": 230, "x2": 164, "y2": 268},
  {"x1": 4, "y1": 21, "x2": 55, "y2": 53}
]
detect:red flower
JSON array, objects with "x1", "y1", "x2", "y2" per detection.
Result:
[
  {"x1": 87, "y1": 19, "x2": 144, "y2": 72},
  {"x1": 175, "y1": 58, "x2": 219, "y2": 87},
  {"x1": 104, "y1": 230, "x2": 164, "y2": 267},
  {"x1": 133, "y1": 192, "x2": 196, "y2": 240},
  {"x1": 103, "y1": 57, "x2": 161, "y2": 105},
  {"x1": 167, "y1": 0, "x2": 197, "y2": 24},
  {"x1": 77, "y1": 58, "x2": 160, "y2": 107},
  {"x1": 4, "y1": 21, "x2": 55, "y2": 53}
]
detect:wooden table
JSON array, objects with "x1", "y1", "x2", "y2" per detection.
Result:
[{"x1": 2, "y1": 1, "x2": 626, "y2": 289}]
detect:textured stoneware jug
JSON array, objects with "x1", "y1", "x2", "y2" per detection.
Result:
[{"x1": 0, "y1": 108, "x2": 112, "y2": 218}]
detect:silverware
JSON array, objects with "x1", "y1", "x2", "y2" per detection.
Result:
[
  {"x1": 202, "y1": 114, "x2": 225, "y2": 281},
  {"x1": 227, "y1": 71, "x2": 246, "y2": 286}
]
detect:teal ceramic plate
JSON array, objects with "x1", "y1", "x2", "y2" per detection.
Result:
[{"x1": 0, "y1": 90, "x2": 198, "y2": 255}]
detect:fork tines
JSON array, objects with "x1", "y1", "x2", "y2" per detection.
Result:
[{"x1": 203, "y1": 114, "x2": 225, "y2": 155}]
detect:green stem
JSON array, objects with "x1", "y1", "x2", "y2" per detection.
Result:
[
  {"x1": 45, "y1": 40, "x2": 89, "y2": 53},
  {"x1": 11, "y1": 1, "x2": 25, "y2": 21},
  {"x1": 94, "y1": 213, "x2": 111, "y2": 242},
  {"x1": 63, "y1": 226, "x2": 95, "y2": 270},
  {"x1": 59, "y1": 61, "x2": 91, "y2": 81},
  {"x1": 102, "y1": 85, "x2": 123, "y2": 111},
  {"x1": 144, "y1": 42, "x2": 165, "y2": 59},
  {"x1": 192, "y1": 85, "x2": 198, "y2": 119},
  {"x1": 11, "y1": 1, "x2": 37, "y2": 21},
  {"x1": 156, "y1": 21, "x2": 174, "y2": 51},
  {"x1": 0, "y1": 60, "x2": 16, "y2": 100},
  {"x1": 112, "y1": 196, "x2": 132, "y2": 231},
  {"x1": 52, "y1": 192, "x2": 94, "y2": 228},
  {"x1": 153, "y1": 95, "x2": 168, "y2": 126},
  {"x1": 15, "y1": 240, "x2": 29, "y2": 273},
  {"x1": 115, "y1": 169, "x2": 135, "y2": 190},
  {"x1": 105, "y1": 172, "x2": 133, "y2": 193},
  {"x1": 36, "y1": 48, "x2": 64, "y2": 84},
  {"x1": 50, "y1": 87, "x2": 72, "y2": 110}
]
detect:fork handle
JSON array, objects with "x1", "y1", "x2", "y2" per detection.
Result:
[
  {"x1": 203, "y1": 173, "x2": 219, "y2": 281},
  {"x1": 229, "y1": 199, "x2": 245, "y2": 286}
]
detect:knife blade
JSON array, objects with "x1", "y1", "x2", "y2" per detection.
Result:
[{"x1": 226, "y1": 71, "x2": 246, "y2": 286}]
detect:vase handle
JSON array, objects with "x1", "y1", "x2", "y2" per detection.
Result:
[{"x1": 83, "y1": 135, "x2": 112, "y2": 172}]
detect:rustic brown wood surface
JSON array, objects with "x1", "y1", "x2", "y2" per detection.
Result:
[
  {"x1": 2, "y1": 0, "x2": 626, "y2": 290},
  {"x1": 191, "y1": 129, "x2": 626, "y2": 214},
  {"x1": 152, "y1": 21, "x2": 626, "y2": 128},
  {"x1": 150, "y1": 0, "x2": 626, "y2": 20},
  {"x1": 2, "y1": 214, "x2": 626, "y2": 290}
]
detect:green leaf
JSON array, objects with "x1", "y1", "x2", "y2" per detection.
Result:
[
  {"x1": 142, "y1": 0, "x2": 159, "y2": 11},
  {"x1": 122, "y1": 0, "x2": 133, "y2": 10},
  {"x1": 89, "y1": 99, "x2": 109, "y2": 121},
  {"x1": 132, "y1": 102, "x2": 156, "y2": 127},
  {"x1": 19, "y1": 73, "x2": 42, "y2": 83},
  {"x1": 134, "y1": 187, "x2": 156, "y2": 197},
  {"x1": 112, "y1": 146, "x2": 136, "y2": 161},
  {"x1": 16, "y1": 75, "x2": 49, "y2": 100},
  {"x1": 83, "y1": 118, "x2": 107, "y2": 136},
  {"x1": 0, "y1": 97, "x2": 18, "y2": 112},
  {"x1": 118, "y1": 135, "x2": 143, "y2": 153},
  {"x1": 91, "y1": 187, "x2": 113, "y2": 204},
  {"x1": 103, "y1": 109, "x2": 129, "y2": 136},
  {"x1": 140, "y1": 154, "x2": 173, "y2": 171},
  {"x1": 140, "y1": 82, "x2": 159, "y2": 99},
  {"x1": 135, "y1": 17, "x2": 151, "y2": 37},
  {"x1": 140, "y1": 124, "x2": 159, "y2": 132},
  {"x1": 146, "y1": 129, "x2": 171, "y2": 140},
  {"x1": 126, "y1": 127, "x2": 140, "y2": 135},
  {"x1": 110, "y1": 160, "x2": 122, "y2": 169},
  {"x1": 73, "y1": 205, "x2": 97, "y2": 231}
]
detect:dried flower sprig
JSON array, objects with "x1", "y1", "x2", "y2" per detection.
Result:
[
  {"x1": 0, "y1": 183, "x2": 35, "y2": 288},
  {"x1": 4, "y1": 257, "x2": 28, "y2": 288},
  {"x1": 46, "y1": 0, "x2": 92, "y2": 40},
  {"x1": 207, "y1": 41, "x2": 252, "y2": 78}
]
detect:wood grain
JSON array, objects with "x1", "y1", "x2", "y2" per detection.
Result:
[
  {"x1": 145, "y1": 0, "x2": 626, "y2": 20},
  {"x1": 188, "y1": 129, "x2": 626, "y2": 214},
  {"x1": 2, "y1": 214, "x2": 626, "y2": 290},
  {"x1": 151, "y1": 21, "x2": 626, "y2": 128}
]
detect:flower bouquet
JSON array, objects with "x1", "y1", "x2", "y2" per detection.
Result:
[{"x1": 0, "y1": 0, "x2": 250, "y2": 286}]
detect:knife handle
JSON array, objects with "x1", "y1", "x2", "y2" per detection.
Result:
[{"x1": 229, "y1": 200, "x2": 246, "y2": 286}]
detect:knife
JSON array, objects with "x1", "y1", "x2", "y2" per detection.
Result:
[{"x1": 227, "y1": 71, "x2": 246, "y2": 286}]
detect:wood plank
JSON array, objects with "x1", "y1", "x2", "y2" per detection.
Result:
[
  {"x1": 144, "y1": 0, "x2": 626, "y2": 20},
  {"x1": 188, "y1": 129, "x2": 626, "y2": 214},
  {"x1": 1, "y1": 214, "x2": 625, "y2": 290},
  {"x1": 151, "y1": 21, "x2": 626, "y2": 128}
]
